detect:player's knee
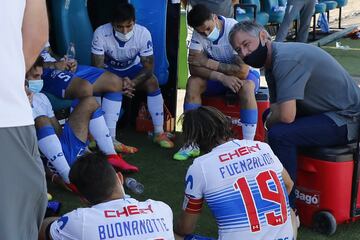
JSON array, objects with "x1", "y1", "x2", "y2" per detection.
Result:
[
  {"x1": 238, "y1": 80, "x2": 255, "y2": 101},
  {"x1": 34, "y1": 116, "x2": 52, "y2": 129},
  {"x1": 108, "y1": 74, "x2": 123, "y2": 92},
  {"x1": 146, "y1": 74, "x2": 159, "y2": 91},
  {"x1": 186, "y1": 76, "x2": 205, "y2": 96},
  {"x1": 80, "y1": 96, "x2": 100, "y2": 112},
  {"x1": 74, "y1": 80, "x2": 93, "y2": 98}
]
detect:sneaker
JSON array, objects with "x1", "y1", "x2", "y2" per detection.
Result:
[
  {"x1": 65, "y1": 183, "x2": 79, "y2": 194},
  {"x1": 107, "y1": 154, "x2": 139, "y2": 173},
  {"x1": 153, "y1": 132, "x2": 174, "y2": 148},
  {"x1": 173, "y1": 144, "x2": 200, "y2": 161},
  {"x1": 113, "y1": 139, "x2": 138, "y2": 154}
]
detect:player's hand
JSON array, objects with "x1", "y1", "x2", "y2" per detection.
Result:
[
  {"x1": 221, "y1": 75, "x2": 244, "y2": 93},
  {"x1": 65, "y1": 58, "x2": 78, "y2": 72},
  {"x1": 188, "y1": 51, "x2": 208, "y2": 67},
  {"x1": 123, "y1": 77, "x2": 135, "y2": 98},
  {"x1": 54, "y1": 60, "x2": 68, "y2": 71}
]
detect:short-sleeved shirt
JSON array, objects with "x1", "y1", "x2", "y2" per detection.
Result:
[
  {"x1": 92, "y1": 23, "x2": 153, "y2": 71},
  {"x1": 182, "y1": 139, "x2": 293, "y2": 240},
  {"x1": 32, "y1": 93, "x2": 55, "y2": 120},
  {"x1": 189, "y1": 16, "x2": 237, "y2": 64},
  {"x1": 0, "y1": 1, "x2": 34, "y2": 127},
  {"x1": 50, "y1": 198, "x2": 175, "y2": 240},
  {"x1": 265, "y1": 42, "x2": 360, "y2": 140}
]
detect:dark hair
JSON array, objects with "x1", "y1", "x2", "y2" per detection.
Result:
[
  {"x1": 182, "y1": 106, "x2": 233, "y2": 153},
  {"x1": 187, "y1": 4, "x2": 213, "y2": 28},
  {"x1": 33, "y1": 55, "x2": 44, "y2": 68},
  {"x1": 69, "y1": 151, "x2": 118, "y2": 204},
  {"x1": 111, "y1": 2, "x2": 135, "y2": 24}
]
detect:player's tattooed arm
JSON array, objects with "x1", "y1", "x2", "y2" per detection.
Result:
[
  {"x1": 50, "y1": 116, "x2": 63, "y2": 136},
  {"x1": 91, "y1": 53, "x2": 105, "y2": 68},
  {"x1": 217, "y1": 55, "x2": 249, "y2": 79},
  {"x1": 132, "y1": 55, "x2": 154, "y2": 86}
]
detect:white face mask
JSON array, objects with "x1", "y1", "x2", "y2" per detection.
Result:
[{"x1": 115, "y1": 29, "x2": 134, "y2": 42}]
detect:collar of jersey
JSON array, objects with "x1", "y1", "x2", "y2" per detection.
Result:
[
  {"x1": 212, "y1": 15, "x2": 225, "y2": 45},
  {"x1": 91, "y1": 197, "x2": 137, "y2": 209}
]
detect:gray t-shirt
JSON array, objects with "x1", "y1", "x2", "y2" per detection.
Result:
[
  {"x1": 265, "y1": 42, "x2": 360, "y2": 140},
  {"x1": 189, "y1": 0, "x2": 233, "y2": 18}
]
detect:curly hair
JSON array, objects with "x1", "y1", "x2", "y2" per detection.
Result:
[{"x1": 182, "y1": 106, "x2": 233, "y2": 153}]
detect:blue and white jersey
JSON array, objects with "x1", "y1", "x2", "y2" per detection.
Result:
[
  {"x1": 32, "y1": 93, "x2": 55, "y2": 120},
  {"x1": 92, "y1": 23, "x2": 153, "y2": 71},
  {"x1": 50, "y1": 198, "x2": 175, "y2": 240},
  {"x1": 189, "y1": 16, "x2": 237, "y2": 64},
  {"x1": 182, "y1": 139, "x2": 293, "y2": 240}
]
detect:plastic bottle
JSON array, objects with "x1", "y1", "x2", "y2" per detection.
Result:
[
  {"x1": 66, "y1": 42, "x2": 76, "y2": 61},
  {"x1": 125, "y1": 177, "x2": 144, "y2": 194}
]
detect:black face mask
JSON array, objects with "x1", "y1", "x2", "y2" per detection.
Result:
[{"x1": 243, "y1": 38, "x2": 268, "y2": 68}]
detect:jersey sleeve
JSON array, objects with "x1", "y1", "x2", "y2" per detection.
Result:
[
  {"x1": 92, "y1": 27, "x2": 105, "y2": 55},
  {"x1": 273, "y1": 59, "x2": 311, "y2": 103},
  {"x1": 50, "y1": 210, "x2": 83, "y2": 240},
  {"x1": 32, "y1": 93, "x2": 55, "y2": 120},
  {"x1": 139, "y1": 28, "x2": 154, "y2": 57},
  {"x1": 188, "y1": 32, "x2": 204, "y2": 52},
  {"x1": 182, "y1": 162, "x2": 205, "y2": 214}
]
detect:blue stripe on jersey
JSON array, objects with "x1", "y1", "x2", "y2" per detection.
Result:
[{"x1": 204, "y1": 174, "x2": 290, "y2": 231}]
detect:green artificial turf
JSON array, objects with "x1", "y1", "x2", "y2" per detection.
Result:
[
  {"x1": 177, "y1": 10, "x2": 189, "y2": 90},
  {"x1": 322, "y1": 38, "x2": 360, "y2": 77}
]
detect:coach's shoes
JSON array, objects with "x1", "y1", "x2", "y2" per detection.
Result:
[
  {"x1": 107, "y1": 154, "x2": 139, "y2": 173},
  {"x1": 113, "y1": 139, "x2": 138, "y2": 154},
  {"x1": 173, "y1": 144, "x2": 200, "y2": 161},
  {"x1": 153, "y1": 132, "x2": 174, "y2": 148}
]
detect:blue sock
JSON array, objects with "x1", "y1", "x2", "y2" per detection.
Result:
[{"x1": 184, "y1": 103, "x2": 201, "y2": 112}]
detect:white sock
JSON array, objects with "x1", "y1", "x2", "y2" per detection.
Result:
[
  {"x1": 89, "y1": 108, "x2": 116, "y2": 155},
  {"x1": 37, "y1": 126, "x2": 70, "y2": 183},
  {"x1": 102, "y1": 93, "x2": 122, "y2": 139},
  {"x1": 147, "y1": 90, "x2": 164, "y2": 134},
  {"x1": 242, "y1": 123, "x2": 257, "y2": 140}
]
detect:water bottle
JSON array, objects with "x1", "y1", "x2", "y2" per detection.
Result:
[
  {"x1": 66, "y1": 42, "x2": 76, "y2": 62},
  {"x1": 125, "y1": 177, "x2": 144, "y2": 194}
]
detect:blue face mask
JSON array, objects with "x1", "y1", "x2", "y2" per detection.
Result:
[
  {"x1": 207, "y1": 25, "x2": 220, "y2": 42},
  {"x1": 28, "y1": 79, "x2": 43, "y2": 93}
]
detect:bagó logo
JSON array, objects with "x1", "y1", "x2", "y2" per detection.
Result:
[{"x1": 295, "y1": 188, "x2": 320, "y2": 206}]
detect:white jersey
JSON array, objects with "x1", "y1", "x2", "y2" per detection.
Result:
[
  {"x1": 182, "y1": 139, "x2": 293, "y2": 240},
  {"x1": 0, "y1": 1, "x2": 34, "y2": 127},
  {"x1": 32, "y1": 93, "x2": 55, "y2": 120},
  {"x1": 50, "y1": 198, "x2": 175, "y2": 240},
  {"x1": 92, "y1": 23, "x2": 153, "y2": 71},
  {"x1": 189, "y1": 16, "x2": 237, "y2": 64}
]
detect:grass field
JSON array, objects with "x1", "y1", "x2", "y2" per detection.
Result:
[
  {"x1": 48, "y1": 127, "x2": 360, "y2": 240},
  {"x1": 322, "y1": 38, "x2": 360, "y2": 77}
]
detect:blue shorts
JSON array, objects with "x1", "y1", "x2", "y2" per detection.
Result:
[
  {"x1": 204, "y1": 69, "x2": 260, "y2": 96},
  {"x1": 59, "y1": 122, "x2": 88, "y2": 166},
  {"x1": 42, "y1": 66, "x2": 105, "y2": 98},
  {"x1": 106, "y1": 63, "x2": 143, "y2": 79}
]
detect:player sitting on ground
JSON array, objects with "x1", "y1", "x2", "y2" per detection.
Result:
[
  {"x1": 175, "y1": 106, "x2": 298, "y2": 240},
  {"x1": 173, "y1": 4, "x2": 260, "y2": 161},
  {"x1": 41, "y1": 42, "x2": 138, "y2": 154},
  {"x1": 26, "y1": 57, "x2": 139, "y2": 189},
  {"x1": 91, "y1": 2, "x2": 174, "y2": 149},
  {"x1": 39, "y1": 151, "x2": 175, "y2": 240}
]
